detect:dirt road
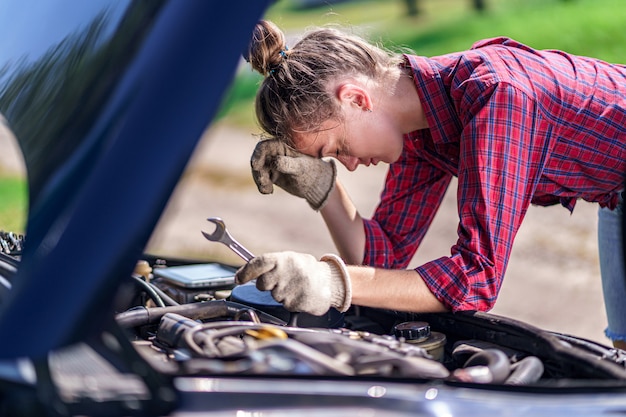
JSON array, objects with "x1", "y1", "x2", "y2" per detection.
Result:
[{"x1": 150, "y1": 123, "x2": 609, "y2": 346}]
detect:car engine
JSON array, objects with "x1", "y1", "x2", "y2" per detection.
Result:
[
  {"x1": 3, "y1": 236, "x2": 626, "y2": 416},
  {"x1": 110, "y1": 256, "x2": 626, "y2": 387},
  {"x1": 2, "y1": 235, "x2": 626, "y2": 389}
]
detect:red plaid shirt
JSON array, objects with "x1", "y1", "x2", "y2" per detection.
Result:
[{"x1": 362, "y1": 37, "x2": 626, "y2": 312}]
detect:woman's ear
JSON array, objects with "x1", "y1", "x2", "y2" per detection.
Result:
[{"x1": 337, "y1": 83, "x2": 373, "y2": 112}]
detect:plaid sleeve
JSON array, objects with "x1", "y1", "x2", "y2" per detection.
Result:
[{"x1": 417, "y1": 82, "x2": 546, "y2": 312}]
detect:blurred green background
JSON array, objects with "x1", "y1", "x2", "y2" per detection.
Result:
[
  {"x1": 1, "y1": 0, "x2": 625, "y2": 233},
  {"x1": 219, "y1": 0, "x2": 626, "y2": 127},
  {"x1": 0, "y1": 177, "x2": 25, "y2": 232}
]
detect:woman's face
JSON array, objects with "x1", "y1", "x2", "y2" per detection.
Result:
[{"x1": 292, "y1": 112, "x2": 405, "y2": 171}]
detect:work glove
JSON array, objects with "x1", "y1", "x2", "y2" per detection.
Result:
[
  {"x1": 235, "y1": 251, "x2": 352, "y2": 316},
  {"x1": 250, "y1": 139, "x2": 336, "y2": 210}
]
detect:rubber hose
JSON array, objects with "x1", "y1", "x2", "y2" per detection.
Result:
[
  {"x1": 505, "y1": 356, "x2": 544, "y2": 385},
  {"x1": 464, "y1": 349, "x2": 511, "y2": 384},
  {"x1": 452, "y1": 339, "x2": 520, "y2": 364},
  {"x1": 116, "y1": 300, "x2": 230, "y2": 328},
  {"x1": 143, "y1": 278, "x2": 180, "y2": 306},
  {"x1": 129, "y1": 274, "x2": 181, "y2": 307},
  {"x1": 116, "y1": 300, "x2": 286, "y2": 329},
  {"x1": 130, "y1": 275, "x2": 166, "y2": 307}
]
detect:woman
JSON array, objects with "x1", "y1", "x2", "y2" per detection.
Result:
[{"x1": 236, "y1": 20, "x2": 626, "y2": 348}]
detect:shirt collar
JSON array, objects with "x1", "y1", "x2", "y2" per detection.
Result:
[{"x1": 403, "y1": 54, "x2": 462, "y2": 145}]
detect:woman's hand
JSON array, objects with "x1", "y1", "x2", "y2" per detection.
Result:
[
  {"x1": 235, "y1": 251, "x2": 352, "y2": 316},
  {"x1": 250, "y1": 139, "x2": 336, "y2": 210}
]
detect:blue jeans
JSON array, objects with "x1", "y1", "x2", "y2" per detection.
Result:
[{"x1": 598, "y1": 196, "x2": 626, "y2": 343}]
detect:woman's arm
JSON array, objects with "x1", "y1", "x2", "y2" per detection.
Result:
[
  {"x1": 348, "y1": 265, "x2": 448, "y2": 312},
  {"x1": 320, "y1": 179, "x2": 448, "y2": 313},
  {"x1": 236, "y1": 250, "x2": 449, "y2": 315},
  {"x1": 320, "y1": 180, "x2": 366, "y2": 265}
]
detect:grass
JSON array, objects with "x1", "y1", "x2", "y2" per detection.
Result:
[
  {"x1": 381, "y1": 0, "x2": 626, "y2": 60},
  {"x1": 218, "y1": 0, "x2": 626, "y2": 128},
  {"x1": 0, "y1": 176, "x2": 27, "y2": 233}
]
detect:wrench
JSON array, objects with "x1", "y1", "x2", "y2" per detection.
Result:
[
  {"x1": 202, "y1": 216, "x2": 300, "y2": 326},
  {"x1": 201, "y1": 217, "x2": 255, "y2": 262}
]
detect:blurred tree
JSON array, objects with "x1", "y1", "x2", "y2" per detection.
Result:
[
  {"x1": 473, "y1": 0, "x2": 486, "y2": 12},
  {"x1": 403, "y1": 0, "x2": 486, "y2": 17},
  {"x1": 403, "y1": 0, "x2": 419, "y2": 16}
]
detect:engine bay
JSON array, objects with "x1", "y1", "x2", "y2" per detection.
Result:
[
  {"x1": 114, "y1": 256, "x2": 626, "y2": 387},
  {"x1": 3, "y1": 245, "x2": 626, "y2": 415}
]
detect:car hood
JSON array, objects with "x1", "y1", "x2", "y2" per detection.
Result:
[{"x1": 0, "y1": 0, "x2": 272, "y2": 359}]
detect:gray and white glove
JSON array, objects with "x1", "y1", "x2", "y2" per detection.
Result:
[
  {"x1": 250, "y1": 139, "x2": 336, "y2": 211},
  {"x1": 235, "y1": 251, "x2": 352, "y2": 316}
]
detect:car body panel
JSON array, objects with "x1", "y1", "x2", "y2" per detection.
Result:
[
  {"x1": 0, "y1": 0, "x2": 271, "y2": 359},
  {"x1": 173, "y1": 376, "x2": 626, "y2": 417}
]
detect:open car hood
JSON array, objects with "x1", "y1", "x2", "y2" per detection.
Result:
[{"x1": 0, "y1": 0, "x2": 271, "y2": 358}]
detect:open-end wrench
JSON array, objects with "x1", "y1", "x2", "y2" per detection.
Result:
[
  {"x1": 201, "y1": 217, "x2": 255, "y2": 262},
  {"x1": 202, "y1": 217, "x2": 301, "y2": 326}
]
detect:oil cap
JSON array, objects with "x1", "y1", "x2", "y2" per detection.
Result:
[{"x1": 394, "y1": 321, "x2": 431, "y2": 343}]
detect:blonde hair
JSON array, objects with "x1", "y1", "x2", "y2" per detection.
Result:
[{"x1": 246, "y1": 20, "x2": 403, "y2": 145}]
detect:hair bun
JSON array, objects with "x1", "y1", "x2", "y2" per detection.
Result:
[{"x1": 246, "y1": 20, "x2": 287, "y2": 76}]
